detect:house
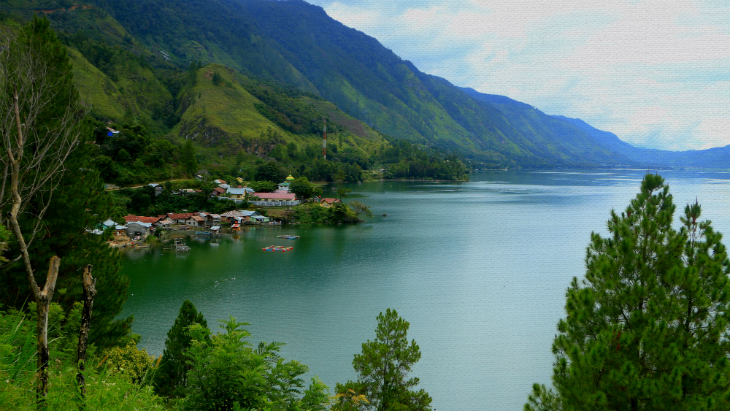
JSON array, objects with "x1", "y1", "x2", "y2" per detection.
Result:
[
  {"x1": 125, "y1": 221, "x2": 153, "y2": 237},
  {"x1": 249, "y1": 192, "x2": 300, "y2": 207},
  {"x1": 211, "y1": 187, "x2": 226, "y2": 197},
  {"x1": 148, "y1": 183, "x2": 163, "y2": 196},
  {"x1": 251, "y1": 192, "x2": 297, "y2": 201},
  {"x1": 166, "y1": 213, "x2": 194, "y2": 224},
  {"x1": 102, "y1": 219, "x2": 117, "y2": 229},
  {"x1": 320, "y1": 198, "x2": 341, "y2": 208},
  {"x1": 124, "y1": 215, "x2": 162, "y2": 225},
  {"x1": 226, "y1": 187, "x2": 253, "y2": 199},
  {"x1": 205, "y1": 214, "x2": 222, "y2": 226},
  {"x1": 220, "y1": 210, "x2": 243, "y2": 223},
  {"x1": 156, "y1": 218, "x2": 174, "y2": 229},
  {"x1": 239, "y1": 210, "x2": 261, "y2": 223},
  {"x1": 213, "y1": 179, "x2": 227, "y2": 185},
  {"x1": 115, "y1": 225, "x2": 127, "y2": 236},
  {"x1": 251, "y1": 215, "x2": 270, "y2": 223},
  {"x1": 186, "y1": 215, "x2": 206, "y2": 227}
]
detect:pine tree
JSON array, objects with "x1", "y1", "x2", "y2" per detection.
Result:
[
  {"x1": 153, "y1": 300, "x2": 208, "y2": 398},
  {"x1": 527, "y1": 174, "x2": 730, "y2": 411},
  {"x1": 349, "y1": 309, "x2": 432, "y2": 411}
]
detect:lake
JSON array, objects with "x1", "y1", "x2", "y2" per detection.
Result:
[{"x1": 121, "y1": 169, "x2": 730, "y2": 411}]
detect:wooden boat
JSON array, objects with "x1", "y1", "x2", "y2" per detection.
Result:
[{"x1": 262, "y1": 245, "x2": 293, "y2": 252}]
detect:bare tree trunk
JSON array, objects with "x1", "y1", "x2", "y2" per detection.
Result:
[
  {"x1": 76, "y1": 265, "x2": 96, "y2": 401},
  {"x1": 34, "y1": 256, "x2": 60, "y2": 407}
]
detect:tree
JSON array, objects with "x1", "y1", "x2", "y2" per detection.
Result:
[
  {"x1": 336, "y1": 181, "x2": 351, "y2": 201},
  {"x1": 180, "y1": 140, "x2": 197, "y2": 177},
  {"x1": 526, "y1": 174, "x2": 730, "y2": 411},
  {"x1": 348, "y1": 309, "x2": 432, "y2": 411},
  {"x1": 349, "y1": 201, "x2": 373, "y2": 219},
  {"x1": 183, "y1": 316, "x2": 317, "y2": 411},
  {"x1": 255, "y1": 161, "x2": 284, "y2": 183},
  {"x1": 152, "y1": 300, "x2": 208, "y2": 398},
  {"x1": 289, "y1": 176, "x2": 316, "y2": 201},
  {"x1": 0, "y1": 16, "x2": 85, "y2": 404}
]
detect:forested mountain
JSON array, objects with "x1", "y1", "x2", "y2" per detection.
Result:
[{"x1": 1, "y1": 0, "x2": 726, "y2": 169}]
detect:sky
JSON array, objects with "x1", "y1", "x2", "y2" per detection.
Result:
[{"x1": 304, "y1": 0, "x2": 730, "y2": 151}]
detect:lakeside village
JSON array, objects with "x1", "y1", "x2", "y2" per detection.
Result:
[{"x1": 96, "y1": 174, "x2": 343, "y2": 249}]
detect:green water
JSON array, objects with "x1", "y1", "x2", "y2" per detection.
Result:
[{"x1": 121, "y1": 170, "x2": 730, "y2": 410}]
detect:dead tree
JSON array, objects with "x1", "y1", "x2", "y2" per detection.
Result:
[
  {"x1": 0, "y1": 18, "x2": 86, "y2": 405},
  {"x1": 76, "y1": 264, "x2": 96, "y2": 400}
]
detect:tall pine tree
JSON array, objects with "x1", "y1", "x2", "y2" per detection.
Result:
[
  {"x1": 153, "y1": 300, "x2": 208, "y2": 398},
  {"x1": 527, "y1": 174, "x2": 730, "y2": 411}
]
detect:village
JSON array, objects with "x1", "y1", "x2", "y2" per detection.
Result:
[{"x1": 100, "y1": 174, "x2": 342, "y2": 248}]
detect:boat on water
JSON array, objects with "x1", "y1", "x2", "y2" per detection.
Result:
[
  {"x1": 262, "y1": 245, "x2": 293, "y2": 252},
  {"x1": 276, "y1": 235, "x2": 300, "y2": 240}
]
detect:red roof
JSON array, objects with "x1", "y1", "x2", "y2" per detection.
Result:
[
  {"x1": 124, "y1": 215, "x2": 161, "y2": 224},
  {"x1": 167, "y1": 212, "x2": 194, "y2": 220},
  {"x1": 321, "y1": 198, "x2": 341, "y2": 204},
  {"x1": 213, "y1": 187, "x2": 226, "y2": 193},
  {"x1": 189, "y1": 216, "x2": 205, "y2": 222},
  {"x1": 252, "y1": 192, "x2": 297, "y2": 200}
]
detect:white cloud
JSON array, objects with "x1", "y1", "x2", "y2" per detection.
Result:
[{"x1": 307, "y1": 0, "x2": 730, "y2": 150}]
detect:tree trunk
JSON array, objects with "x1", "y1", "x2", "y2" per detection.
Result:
[
  {"x1": 76, "y1": 265, "x2": 96, "y2": 400},
  {"x1": 35, "y1": 256, "x2": 61, "y2": 407}
]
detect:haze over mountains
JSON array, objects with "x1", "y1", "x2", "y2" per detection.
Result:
[{"x1": 5, "y1": 0, "x2": 727, "y2": 168}]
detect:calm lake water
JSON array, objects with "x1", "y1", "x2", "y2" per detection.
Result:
[{"x1": 121, "y1": 169, "x2": 730, "y2": 411}]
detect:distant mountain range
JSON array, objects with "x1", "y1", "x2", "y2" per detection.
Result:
[{"x1": 3, "y1": 0, "x2": 727, "y2": 169}]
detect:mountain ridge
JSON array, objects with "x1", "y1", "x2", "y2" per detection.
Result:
[{"x1": 2, "y1": 0, "x2": 726, "y2": 169}]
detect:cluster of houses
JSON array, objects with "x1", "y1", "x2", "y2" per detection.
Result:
[
  {"x1": 209, "y1": 176, "x2": 343, "y2": 208},
  {"x1": 98, "y1": 175, "x2": 344, "y2": 243},
  {"x1": 210, "y1": 177, "x2": 301, "y2": 207},
  {"x1": 102, "y1": 210, "x2": 273, "y2": 241}
]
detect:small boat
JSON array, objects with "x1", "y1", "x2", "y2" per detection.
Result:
[
  {"x1": 262, "y1": 245, "x2": 293, "y2": 252},
  {"x1": 276, "y1": 235, "x2": 300, "y2": 240}
]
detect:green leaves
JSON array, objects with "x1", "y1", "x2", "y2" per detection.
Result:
[
  {"x1": 530, "y1": 174, "x2": 730, "y2": 410},
  {"x1": 152, "y1": 300, "x2": 208, "y2": 398},
  {"x1": 181, "y1": 315, "x2": 328, "y2": 411},
  {"x1": 346, "y1": 308, "x2": 432, "y2": 411}
]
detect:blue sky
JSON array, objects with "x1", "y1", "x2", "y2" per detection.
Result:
[{"x1": 305, "y1": 0, "x2": 730, "y2": 151}]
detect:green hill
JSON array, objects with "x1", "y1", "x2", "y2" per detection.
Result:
[{"x1": 2, "y1": 0, "x2": 726, "y2": 170}]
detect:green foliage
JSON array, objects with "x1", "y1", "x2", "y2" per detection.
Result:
[
  {"x1": 102, "y1": 343, "x2": 155, "y2": 385},
  {"x1": 288, "y1": 176, "x2": 318, "y2": 201},
  {"x1": 182, "y1": 316, "x2": 328, "y2": 411},
  {"x1": 332, "y1": 381, "x2": 369, "y2": 411},
  {"x1": 0, "y1": 16, "x2": 132, "y2": 349},
  {"x1": 180, "y1": 140, "x2": 198, "y2": 177},
  {"x1": 345, "y1": 309, "x2": 432, "y2": 411},
  {"x1": 248, "y1": 180, "x2": 277, "y2": 193},
  {"x1": 153, "y1": 300, "x2": 208, "y2": 398},
  {"x1": 0, "y1": 224, "x2": 11, "y2": 263},
  {"x1": 211, "y1": 71, "x2": 222, "y2": 85},
  {"x1": 527, "y1": 174, "x2": 730, "y2": 411},
  {"x1": 255, "y1": 161, "x2": 285, "y2": 183},
  {"x1": 119, "y1": 184, "x2": 237, "y2": 216},
  {"x1": 348, "y1": 201, "x2": 373, "y2": 219},
  {"x1": 0, "y1": 305, "x2": 166, "y2": 410}
]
